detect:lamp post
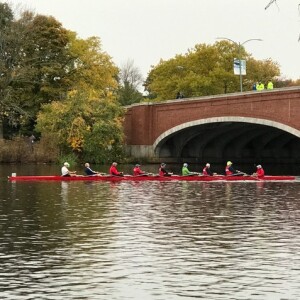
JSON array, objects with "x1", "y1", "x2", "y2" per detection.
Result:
[{"x1": 216, "y1": 37, "x2": 262, "y2": 92}]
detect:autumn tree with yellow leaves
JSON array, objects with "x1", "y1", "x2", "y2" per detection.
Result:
[
  {"x1": 0, "y1": 3, "x2": 125, "y2": 162},
  {"x1": 36, "y1": 34, "x2": 125, "y2": 163}
]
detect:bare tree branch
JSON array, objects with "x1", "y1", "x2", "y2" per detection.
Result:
[
  {"x1": 265, "y1": 0, "x2": 279, "y2": 9},
  {"x1": 266, "y1": 1, "x2": 300, "y2": 41},
  {"x1": 265, "y1": 0, "x2": 278, "y2": 10}
]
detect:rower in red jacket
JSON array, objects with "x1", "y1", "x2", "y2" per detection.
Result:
[
  {"x1": 133, "y1": 164, "x2": 146, "y2": 176},
  {"x1": 202, "y1": 163, "x2": 213, "y2": 176},
  {"x1": 109, "y1": 162, "x2": 123, "y2": 176},
  {"x1": 254, "y1": 165, "x2": 265, "y2": 178},
  {"x1": 159, "y1": 163, "x2": 173, "y2": 176}
]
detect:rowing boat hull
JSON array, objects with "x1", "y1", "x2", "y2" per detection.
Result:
[{"x1": 8, "y1": 175, "x2": 296, "y2": 182}]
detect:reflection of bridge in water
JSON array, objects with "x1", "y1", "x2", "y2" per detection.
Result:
[{"x1": 124, "y1": 87, "x2": 300, "y2": 169}]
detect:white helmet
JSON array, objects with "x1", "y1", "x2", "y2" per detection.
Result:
[
  {"x1": 206, "y1": 163, "x2": 210, "y2": 167},
  {"x1": 183, "y1": 163, "x2": 188, "y2": 167},
  {"x1": 64, "y1": 162, "x2": 70, "y2": 167}
]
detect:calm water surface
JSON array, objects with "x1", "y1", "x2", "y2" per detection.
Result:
[{"x1": 0, "y1": 165, "x2": 300, "y2": 299}]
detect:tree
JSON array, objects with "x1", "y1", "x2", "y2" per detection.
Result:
[
  {"x1": 144, "y1": 41, "x2": 280, "y2": 101},
  {"x1": 36, "y1": 91, "x2": 125, "y2": 163},
  {"x1": 0, "y1": 3, "x2": 26, "y2": 136},
  {"x1": 117, "y1": 59, "x2": 143, "y2": 106},
  {"x1": 36, "y1": 33, "x2": 125, "y2": 162},
  {"x1": 66, "y1": 32, "x2": 119, "y2": 96},
  {"x1": 0, "y1": 5, "x2": 74, "y2": 136}
]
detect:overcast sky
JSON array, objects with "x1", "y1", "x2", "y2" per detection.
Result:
[{"x1": 9, "y1": 0, "x2": 300, "y2": 81}]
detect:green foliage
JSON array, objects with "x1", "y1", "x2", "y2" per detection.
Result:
[
  {"x1": 0, "y1": 3, "x2": 126, "y2": 163},
  {"x1": 58, "y1": 152, "x2": 78, "y2": 167},
  {"x1": 36, "y1": 91, "x2": 125, "y2": 164},
  {"x1": 144, "y1": 41, "x2": 280, "y2": 101},
  {"x1": 0, "y1": 8, "x2": 74, "y2": 134},
  {"x1": 117, "y1": 81, "x2": 143, "y2": 106}
]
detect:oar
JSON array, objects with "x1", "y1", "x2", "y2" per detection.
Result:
[{"x1": 237, "y1": 171, "x2": 261, "y2": 180}]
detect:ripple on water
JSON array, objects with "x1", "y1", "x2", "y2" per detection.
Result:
[{"x1": 0, "y1": 180, "x2": 300, "y2": 299}]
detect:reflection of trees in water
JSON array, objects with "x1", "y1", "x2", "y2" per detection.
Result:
[{"x1": 1, "y1": 181, "x2": 118, "y2": 258}]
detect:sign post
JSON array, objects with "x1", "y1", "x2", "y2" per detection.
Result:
[{"x1": 234, "y1": 58, "x2": 246, "y2": 92}]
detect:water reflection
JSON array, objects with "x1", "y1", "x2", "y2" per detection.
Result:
[{"x1": 0, "y1": 179, "x2": 299, "y2": 299}]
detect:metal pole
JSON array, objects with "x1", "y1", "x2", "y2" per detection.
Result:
[
  {"x1": 216, "y1": 37, "x2": 262, "y2": 93},
  {"x1": 238, "y1": 43, "x2": 242, "y2": 92}
]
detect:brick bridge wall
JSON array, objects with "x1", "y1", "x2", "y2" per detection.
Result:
[{"x1": 124, "y1": 87, "x2": 300, "y2": 158}]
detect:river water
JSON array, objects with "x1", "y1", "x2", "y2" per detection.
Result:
[{"x1": 0, "y1": 165, "x2": 300, "y2": 299}]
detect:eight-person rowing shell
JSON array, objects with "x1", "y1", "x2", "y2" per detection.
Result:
[{"x1": 61, "y1": 160, "x2": 265, "y2": 178}]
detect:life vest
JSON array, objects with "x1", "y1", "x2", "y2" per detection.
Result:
[
  {"x1": 159, "y1": 167, "x2": 167, "y2": 176},
  {"x1": 267, "y1": 82, "x2": 273, "y2": 90},
  {"x1": 133, "y1": 167, "x2": 142, "y2": 176},
  {"x1": 203, "y1": 167, "x2": 208, "y2": 175},
  {"x1": 225, "y1": 166, "x2": 233, "y2": 175}
]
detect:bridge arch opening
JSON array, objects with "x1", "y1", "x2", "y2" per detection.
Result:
[{"x1": 154, "y1": 117, "x2": 300, "y2": 173}]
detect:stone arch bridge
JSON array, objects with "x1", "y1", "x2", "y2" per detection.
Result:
[{"x1": 123, "y1": 87, "x2": 300, "y2": 170}]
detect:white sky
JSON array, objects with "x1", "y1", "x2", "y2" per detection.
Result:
[{"x1": 9, "y1": 0, "x2": 300, "y2": 81}]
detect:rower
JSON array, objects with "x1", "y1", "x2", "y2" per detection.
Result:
[
  {"x1": 61, "y1": 162, "x2": 77, "y2": 177},
  {"x1": 84, "y1": 163, "x2": 103, "y2": 176},
  {"x1": 253, "y1": 164, "x2": 265, "y2": 178},
  {"x1": 133, "y1": 164, "x2": 146, "y2": 176},
  {"x1": 182, "y1": 163, "x2": 190, "y2": 175},
  {"x1": 159, "y1": 163, "x2": 173, "y2": 176},
  {"x1": 203, "y1": 163, "x2": 213, "y2": 176},
  {"x1": 109, "y1": 162, "x2": 123, "y2": 176},
  {"x1": 225, "y1": 161, "x2": 243, "y2": 176},
  {"x1": 181, "y1": 163, "x2": 198, "y2": 176}
]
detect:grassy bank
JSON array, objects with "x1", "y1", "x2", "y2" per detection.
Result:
[{"x1": 0, "y1": 136, "x2": 60, "y2": 163}]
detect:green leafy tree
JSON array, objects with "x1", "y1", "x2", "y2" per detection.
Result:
[
  {"x1": 0, "y1": 4, "x2": 74, "y2": 136},
  {"x1": 16, "y1": 13, "x2": 73, "y2": 133},
  {"x1": 144, "y1": 41, "x2": 280, "y2": 101},
  {"x1": 0, "y1": 3, "x2": 26, "y2": 136}
]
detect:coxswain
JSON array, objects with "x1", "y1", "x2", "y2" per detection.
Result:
[
  {"x1": 109, "y1": 162, "x2": 123, "y2": 176},
  {"x1": 61, "y1": 162, "x2": 77, "y2": 177},
  {"x1": 203, "y1": 163, "x2": 213, "y2": 176},
  {"x1": 254, "y1": 165, "x2": 265, "y2": 178},
  {"x1": 159, "y1": 163, "x2": 173, "y2": 176}
]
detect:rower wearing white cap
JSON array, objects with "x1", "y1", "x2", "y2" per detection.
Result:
[
  {"x1": 182, "y1": 163, "x2": 199, "y2": 176},
  {"x1": 202, "y1": 163, "x2": 213, "y2": 176},
  {"x1": 253, "y1": 164, "x2": 265, "y2": 178},
  {"x1": 61, "y1": 162, "x2": 77, "y2": 177}
]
